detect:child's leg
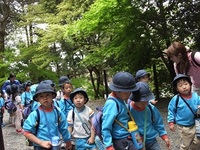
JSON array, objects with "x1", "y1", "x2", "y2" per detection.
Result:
[
  {"x1": 113, "y1": 138, "x2": 137, "y2": 150},
  {"x1": 177, "y1": 125, "x2": 194, "y2": 150},
  {"x1": 145, "y1": 139, "x2": 161, "y2": 150},
  {"x1": 15, "y1": 110, "x2": 22, "y2": 130},
  {"x1": 11, "y1": 115, "x2": 15, "y2": 126},
  {"x1": 190, "y1": 133, "x2": 200, "y2": 150}
]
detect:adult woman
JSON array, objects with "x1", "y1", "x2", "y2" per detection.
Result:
[{"x1": 166, "y1": 41, "x2": 200, "y2": 95}]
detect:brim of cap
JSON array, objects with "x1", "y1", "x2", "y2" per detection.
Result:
[
  {"x1": 33, "y1": 90, "x2": 57, "y2": 101},
  {"x1": 139, "y1": 93, "x2": 155, "y2": 102},
  {"x1": 109, "y1": 84, "x2": 139, "y2": 92}
]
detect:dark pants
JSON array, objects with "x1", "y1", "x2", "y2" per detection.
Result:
[
  {"x1": 0, "y1": 109, "x2": 3, "y2": 124},
  {"x1": 113, "y1": 137, "x2": 137, "y2": 150}
]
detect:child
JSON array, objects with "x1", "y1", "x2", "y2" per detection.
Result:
[
  {"x1": 67, "y1": 88, "x2": 96, "y2": 150},
  {"x1": 56, "y1": 76, "x2": 70, "y2": 101},
  {"x1": 0, "y1": 92, "x2": 5, "y2": 127},
  {"x1": 129, "y1": 82, "x2": 171, "y2": 150},
  {"x1": 102, "y1": 71, "x2": 139, "y2": 150},
  {"x1": 168, "y1": 74, "x2": 200, "y2": 149},
  {"x1": 21, "y1": 81, "x2": 33, "y2": 108},
  {"x1": 58, "y1": 76, "x2": 74, "y2": 118},
  {"x1": 11, "y1": 84, "x2": 24, "y2": 134},
  {"x1": 23, "y1": 83, "x2": 72, "y2": 150},
  {"x1": 135, "y1": 69, "x2": 158, "y2": 105}
]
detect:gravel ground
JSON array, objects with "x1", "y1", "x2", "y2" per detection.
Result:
[{"x1": 1, "y1": 99, "x2": 180, "y2": 150}]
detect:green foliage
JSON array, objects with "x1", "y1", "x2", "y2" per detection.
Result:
[{"x1": 71, "y1": 77, "x2": 95, "y2": 100}]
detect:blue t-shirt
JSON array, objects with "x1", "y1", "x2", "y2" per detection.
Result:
[{"x1": 23, "y1": 105, "x2": 71, "y2": 147}]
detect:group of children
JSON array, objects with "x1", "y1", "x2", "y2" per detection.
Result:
[{"x1": 1, "y1": 69, "x2": 200, "y2": 150}]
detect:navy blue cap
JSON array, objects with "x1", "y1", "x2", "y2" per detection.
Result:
[
  {"x1": 40, "y1": 80, "x2": 55, "y2": 87},
  {"x1": 33, "y1": 83, "x2": 56, "y2": 101},
  {"x1": 58, "y1": 76, "x2": 70, "y2": 86},
  {"x1": 109, "y1": 71, "x2": 139, "y2": 92},
  {"x1": 136, "y1": 70, "x2": 150, "y2": 79},
  {"x1": 129, "y1": 82, "x2": 154, "y2": 102}
]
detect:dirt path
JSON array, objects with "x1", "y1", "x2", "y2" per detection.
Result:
[{"x1": 2, "y1": 100, "x2": 180, "y2": 150}]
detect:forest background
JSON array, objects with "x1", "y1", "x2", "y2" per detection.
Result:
[{"x1": 0, "y1": 0, "x2": 199, "y2": 100}]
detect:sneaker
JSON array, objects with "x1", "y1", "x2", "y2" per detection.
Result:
[{"x1": 16, "y1": 129, "x2": 24, "y2": 134}]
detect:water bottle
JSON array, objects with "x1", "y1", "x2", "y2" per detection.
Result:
[
  {"x1": 195, "y1": 108, "x2": 200, "y2": 138},
  {"x1": 128, "y1": 121, "x2": 143, "y2": 149},
  {"x1": 51, "y1": 136, "x2": 60, "y2": 150},
  {"x1": 95, "y1": 136, "x2": 106, "y2": 150}
]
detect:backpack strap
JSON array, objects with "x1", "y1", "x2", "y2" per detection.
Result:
[
  {"x1": 73, "y1": 108, "x2": 91, "y2": 135},
  {"x1": 35, "y1": 109, "x2": 40, "y2": 135},
  {"x1": 179, "y1": 95, "x2": 195, "y2": 115},
  {"x1": 147, "y1": 104, "x2": 154, "y2": 122},
  {"x1": 54, "y1": 106, "x2": 61, "y2": 123},
  {"x1": 191, "y1": 51, "x2": 200, "y2": 67},
  {"x1": 174, "y1": 95, "x2": 180, "y2": 114},
  {"x1": 64, "y1": 99, "x2": 74, "y2": 108}
]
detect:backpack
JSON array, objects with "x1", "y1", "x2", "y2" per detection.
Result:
[
  {"x1": 191, "y1": 51, "x2": 200, "y2": 67},
  {"x1": 5, "y1": 100, "x2": 17, "y2": 114},
  {"x1": 22, "y1": 104, "x2": 32, "y2": 119},
  {"x1": 92, "y1": 101, "x2": 155, "y2": 140},
  {"x1": 92, "y1": 99, "x2": 119, "y2": 140}
]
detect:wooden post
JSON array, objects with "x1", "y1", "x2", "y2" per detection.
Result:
[
  {"x1": 103, "y1": 70, "x2": 108, "y2": 99},
  {"x1": 153, "y1": 64, "x2": 160, "y2": 100}
]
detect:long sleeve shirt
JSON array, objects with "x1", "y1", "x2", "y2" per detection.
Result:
[
  {"x1": 168, "y1": 92, "x2": 200, "y2": 126},
  {"x1": 130, "y1": 102, "x2": 168, "y2": 144},
  {"x1": 102, "y1": 96, "x2": 130, "y2": 148}
]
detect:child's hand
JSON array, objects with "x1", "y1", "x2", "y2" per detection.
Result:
[
  {"x1": 150, "y1": 100, "x2": 158, "y2": 105},
  {"x1": 164, "y1": 138, "x2": 171, "y2": 149},
  {"x1": 87, "y1": 137, "x2": 95, "y2": 144},
  {"x1": 65, "y1": 141, "x2": 72, "y2": 150},
  {"x1": 169, "y1": 123, "x2": 175, "y2": 132},
  {"x1": 39, "y1": 141, "x2": 51, "y2": 149}
]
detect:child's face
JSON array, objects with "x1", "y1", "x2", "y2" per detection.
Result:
[
  {"x1": 115, "y1": 91, "x2": 131, "y2": 101},
  {"x1": 176, "y1": 79, "x2": 191, "y2": 95},
  {"x1": 73, "y1": 93, "x2": 87, "y2": 108},
  {"x1": 134, "y1": 101, "x2": 148, "y2": 109},
  {"x1": 138, "y1": 75, "x2": 149, "y2": 83},
  {"x1": 26, "y1": 86, "x2": 31, "y2": 91},
  {"x1": 36, "y1": 92, "x2": 54, "y2": 109},
  {"x1": 62, "y1": 83, "x2": 72, "y2": 96}
]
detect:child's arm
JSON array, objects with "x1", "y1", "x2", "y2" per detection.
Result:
[
  {"x1": 87, "y1": 118, "x2": 95, "y2": 144},
  {"x1": 68, "y1": 126, "x2": 73, "y2": 134},
  {"x1": 24, "y1": 132, "x2": 51, "y2": 148}
]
